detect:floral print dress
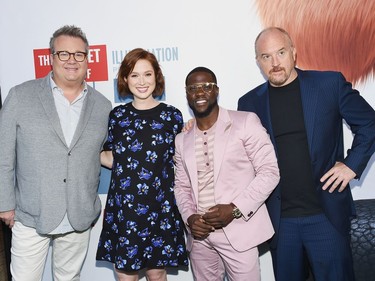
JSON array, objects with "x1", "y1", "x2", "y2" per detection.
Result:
[{"x1": 96, "y1": 102, "x2": 188, "y2": 271}]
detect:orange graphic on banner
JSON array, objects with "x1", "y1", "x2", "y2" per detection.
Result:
[{"x1": 33, "y1": 45, "x2": 108, "y2": 82}]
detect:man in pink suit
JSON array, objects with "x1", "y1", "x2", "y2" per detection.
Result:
[{"x1": 174, "y1": 66, "x2": 280, "y2": 281}]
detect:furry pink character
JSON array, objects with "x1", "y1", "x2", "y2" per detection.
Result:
[{"x1": 256, "y1": 0, "x2": 375, "y2": 84}]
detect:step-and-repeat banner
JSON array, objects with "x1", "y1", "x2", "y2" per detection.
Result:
[{"x1": 1, "y1": 1, "x2": 374, "y2": 280}]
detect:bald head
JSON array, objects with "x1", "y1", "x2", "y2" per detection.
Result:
[{"x1": 255, "y1": 27, "x2": 294, "y2": 58}]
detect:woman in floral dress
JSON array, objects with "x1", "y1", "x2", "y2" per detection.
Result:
[{"x1": 96, "y1": 48, "x2": 188, "y2": 281}]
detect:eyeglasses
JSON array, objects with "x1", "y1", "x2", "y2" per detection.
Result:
[
  {"x1": 53, "y1": 51, "x2": 88, "y2": 62},
  {"x1": 185, "y1": 82, "x2": 217, "y2": 95}
]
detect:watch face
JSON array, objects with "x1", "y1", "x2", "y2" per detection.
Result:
[{"x1": 233, "y1": 208, "x2": 242, "y2": 218}]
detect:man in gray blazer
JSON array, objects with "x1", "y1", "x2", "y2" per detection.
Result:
[{"x1": 0, "y1": 25, "x2": 112, "y2": 281}]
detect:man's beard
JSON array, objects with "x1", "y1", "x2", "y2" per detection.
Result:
[
  {"x1": 268, "y1": 67, "x2": 288, "y2": 86},
  {"x1": 189, "y1": 100, "x2": 218, "y2": 118}
]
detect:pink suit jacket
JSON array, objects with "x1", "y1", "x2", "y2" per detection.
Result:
[{"x1": 174, "y1": 107, "x2": 280, "y2": 252}]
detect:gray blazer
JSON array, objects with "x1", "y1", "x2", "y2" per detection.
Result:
[{"x1": 0, "y1": 73, "x2": 112, "y2": 234}]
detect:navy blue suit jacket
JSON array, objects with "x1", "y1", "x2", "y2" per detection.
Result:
[{"x1": 238, "y1": 68, "x2": 375, "y2": 248}]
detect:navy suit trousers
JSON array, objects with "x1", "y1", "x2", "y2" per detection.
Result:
[{"x1": 271, "y1": 213, "x2": 354, "y2": 281}]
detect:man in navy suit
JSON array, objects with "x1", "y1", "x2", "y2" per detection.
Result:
[{"x1": 238, "y1": 27, "x2": 375, "y2": 281}]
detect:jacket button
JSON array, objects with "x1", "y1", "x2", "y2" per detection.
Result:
[
  {"x1": 248, "y1": 211, "x2": 253, "y2": 217},
  {"x1": 63, "y1": 179, "x2": 66, "y2": 183},
  {"x1": 68, "y1": 152, "x2": 71, "y2": 156}
]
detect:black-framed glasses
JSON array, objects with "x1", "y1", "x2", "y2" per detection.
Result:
[
  {"x1": 186, "y1": 82, "x2": 217, "y2": 95},
  {"x1": 53, "y1": 51, "x2": 88, "y2": 62}
]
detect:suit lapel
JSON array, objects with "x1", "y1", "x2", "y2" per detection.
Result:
[
  {"x1": 38, "y1": 76, "x2": 67, "y2": 147},
  {"x1": 256, "y1": 84, "x2": 277, "y2": 145},
  {"x1": 183, "y1": 126, "x2": 199, "y2": 203},
  {"x1": 297, "y1": 70, "x2": 318, "y2": 153},
  {"x1": 213, "y1": 108, "x2": 232, "y2": 184},
  {"x1": 70, "y1": 89, "x2": 95, "y2": 149}
]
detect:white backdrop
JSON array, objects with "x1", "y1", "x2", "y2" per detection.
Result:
[{"x1": 1, "y1": 1, "x2": 374, "y2": 280}]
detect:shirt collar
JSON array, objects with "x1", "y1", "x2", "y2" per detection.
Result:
[{"x1": 49, "y1": 72, "x2": 88, "y2": 101}]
